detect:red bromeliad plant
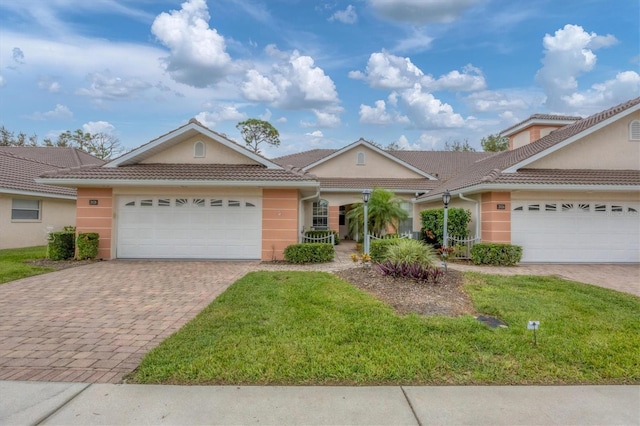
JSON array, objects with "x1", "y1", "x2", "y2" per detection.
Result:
[{"x1": 376, "y1": 260, "x2": 444, "y2": 284}]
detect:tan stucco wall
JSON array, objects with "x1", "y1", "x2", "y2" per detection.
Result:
[
  {"x1": 0, "y1": 194, "x2": 76, "y2": 249},
  {"x1": 262, "y1": 188, "x2": 299, "y2": 261},
  {"x1": 528, "y1": 112, "x2": 640, "y2": 170},
  {"x1": 481, "y1": 192, "x2": 511, "y2": 243},
  {"x1": 141, "y1": 135, "x2": 260, "y2": 165},
  {"x1": 307, "y1": 146, "x2": 424, "y2": 178},
  {"x1": 510, "y1": 125, "x2": 566, "y2": 150}
]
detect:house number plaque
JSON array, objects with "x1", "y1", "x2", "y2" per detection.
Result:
[
  {"x1": 496, "y1": 203, "x2": 505, "y2": 210},
  {"x1": 89, "y1": 199, "x2": 99, "y2": 205}
]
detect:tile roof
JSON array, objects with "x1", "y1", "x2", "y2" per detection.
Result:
[
  {"x1": 319, "y1": 178, "x2": 436, "y2": 192},
  {"x1": 0, "y1": 147, "x2": 104, "y2": 197},
  {"x1": 418, "y1": 97, "x2": 640, "y2": 199},
  {"x1": 499, "y1": 113, "x2": 582, "y2": 136},
  {"x1": 40, "y1": 163, "x2": 318, "y2": 183},
  {"x1": 491, "y1": 169, "x2": 640, "y2": 186}
]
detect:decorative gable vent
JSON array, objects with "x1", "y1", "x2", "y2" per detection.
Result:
[
  {"x1": 356, "y1": 151, "x2": 365, "y2": 165},
  {"x1": 630, "y1": 120, "x2": 640, "y2": 141},
  {"x1": 194, "y1": 141, "x2": 206, "y2": 157}
]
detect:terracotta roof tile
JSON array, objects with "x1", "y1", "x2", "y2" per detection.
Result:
[
  {"x1": 0, "y1": 146, "x2": 104, "y2": 168},
  {"x1": 492, "y1": 169, "x2": 640, "y2": 186},
  {"x1": 40, "y1": 163, "x2": 318, "y2": 182},
  {"x1": 0, "y1": 152, "x2": 76, "y2": 196}
]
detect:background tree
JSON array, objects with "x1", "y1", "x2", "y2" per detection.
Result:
[
  {"x1": 444, "y1": 139, "x2": 476, "y2": 152},
  {"x1": 0, "y1": 126, "x2": 38, "y2": 146},
  {"x1": 236, "y1": 119, "x2": 280, "y2": 154},
  {"x1": 480, "y1": 133, "x2": 509, "y2": 152},
  {"x1": 87, "y1": 132, "x2": 124, "y2": 159},
  {"x1": 347, "y1": 188, "x2": 408, "y2": 237}
]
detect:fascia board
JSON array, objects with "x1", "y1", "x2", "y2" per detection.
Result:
[
  {"x1": 504, "y1": 105, "x2": 640, "y2": 173},
  {"x1": 0, "y1": 188, "x2": 76, "y2": 200},
  {"x1": 319, "y1": 187, "x2": 422, "y2": 194}
]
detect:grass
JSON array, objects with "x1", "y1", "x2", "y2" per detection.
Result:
[
  {"x1": 0, "y1": 246, "x2": 53, "y2": 284},
  {"x1": 132, "y1": 271, "x2": 640, "y2": 385}
]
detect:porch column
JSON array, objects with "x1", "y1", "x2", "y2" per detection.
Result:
[
  {"x1": 328, "y1": 205, "x2": 339, "y2": 232},
  {"x1": 76, "y1": 188, "x2": 113, "y2": 259}
]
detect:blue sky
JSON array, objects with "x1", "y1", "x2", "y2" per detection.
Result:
[{"x1": 1, "y1": 0, "x2": 638, "y2": 157}]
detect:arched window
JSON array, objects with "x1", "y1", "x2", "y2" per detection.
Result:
[
  {"x1": 629, "y1": 120, "x2": 640, "y2": 141},
  {"x1": 312, "y1": 199, "x2": 329, "y2": 229},
  {"x1": 356, "y1": 151, "x2": 365, "y2": 165},
  {"x1": 194, "y1": 141, "x2": 206, "y2": 157}
]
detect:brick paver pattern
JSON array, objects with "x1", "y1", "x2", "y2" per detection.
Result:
[{"x1": 0, "y1": 261, "x2": 256, "y2": 384}]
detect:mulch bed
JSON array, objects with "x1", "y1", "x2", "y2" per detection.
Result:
[
  {"x1": 335, "y1": 266, "x2": 476, "y2": 317},
  {"x1": 26, "y1": 258, "x2": 101, "y2": 270}
]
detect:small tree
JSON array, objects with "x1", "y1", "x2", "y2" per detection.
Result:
[
  {"x1": 481, "y1": 133, "x2": 509, "y2": 152},
  {"x1": 347, "y1": 188, "x2": 408, "y2": 238},
  {"x1": 236, "y1": 118, "x2": 280, "y2": 154},
  {"x1": 444, "y1": 139, "x2": 476, "y2": 152}
]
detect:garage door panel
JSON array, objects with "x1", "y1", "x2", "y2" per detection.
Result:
[
  {"x1": 117, "y1": 196, "x2": 262, "y2": 259},
  {"x1": 512, "y1": 201, "x2": 639, "y2": 263}
]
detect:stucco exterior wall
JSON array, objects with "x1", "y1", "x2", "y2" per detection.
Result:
[
  {"x1": 141, "y1": 135, "x2": 260, "y2": 165},
  {"x1": 76, "y1": 188, "x2": 113, "y2": 259},
  {"x1": 510, "y1": 125, "x2": 566, "y2": 150},
  {"x1": 307, "y1": 146, "x2": 424, "y2": 178},
  {"x1": 0, "y1": 194, "x2": 76, "y2": 249},
  {"x1": 527, "y1": 112, "x2": 640, "y2": 170},
  {"x1": 481, "y1": 192, "x2": 511, "y2": 243},
  {"x1": 262, "y1": 188, "x2": 299, "y2": 261}
]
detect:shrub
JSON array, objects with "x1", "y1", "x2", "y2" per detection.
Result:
[
  {"x1": 303, "y1": 230, "x2": 340, "y2": 245},
  {"x1": 420, "y1": 207, "x2": 471, "y2": 247},
  {"x1": 384, "y1": 239, "x2": 437, "y2": 267},
  {"x1": 47, "y1": 231, "x2": 75, "y2": 260},
  {"x1": 369, "y1": 239, "x2": 398, "y2": 262},
  {"x1": 284, "y1": 243, "x2": 334, "y2": 263},
  {"x1": 376, "y1": 260, "x2": 444, "y2": 284},
  {"x1": 76, "y1": 233, "x2": 99, "y2": 260},
  {"x1": 470, "y1": 243, "x2": 522, "y2": 266}
]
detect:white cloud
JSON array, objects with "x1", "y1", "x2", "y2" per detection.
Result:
[
  {"x1": 76, "y1": 71, "x2": 152, "y2": 101},
  {"x1": 561, "y1": 71, "x2": 640, "y2": 113},
  {"x1": 427, "y1": 65, "x2": 486, "y2": 92},
  {"x1": 195, "y1": 105, "x2": 246, "y2": 128},
  {"x1": 393, "y1": 29, "x2": 434, "y2": 53},
  {"x1": 393, "y1": 135, "x2": 421, "y2": 150},
  {"x1": 329, "y1": 5, "x2": 358, "y2": 24},
  {"x1": 305, "y1": 130, "x2": 323, "y2": 137},
  {"x1": 416, "y1": 132, "x2": 440, "y2": 149},
  {"x1": 350, "y1": 51, "x2": 424, "y2": 90},
  {"x1": 466, "y1": 90, "x2": 530, "y2": 113},
  {"x1": 151, "y1": 0, "x2": 234, "y2": 87},
  {"x1": 29, "y1": 104, "x2": 73, "y2": 120},
  {"x1": 399, "y1": 84, "x2": 465, "y2": 129},
  {"x1": 0, "y1": 75, "x2": 5, "y2": 88},
  {"x1": 37, "y1": 76, "x2": 62, "y2": 93},
  {"x1": 535, "y1": 24, "x2": 618, "y2": 110},
  {"x1": 242, "y1": 48, "x2": 340, "y2": 112},
  {"x1": 312, "y1": 109, "x2": 342, "y2": 128},
  {"x1": 367, "y1": 0, "x2": 479, "y2": 24},
  {"x1": 359, "y1": 100, "x2": 393, "y2": 124},
  {"x1": 82, "y1": 121, "x2": 115, "y2": 135}
]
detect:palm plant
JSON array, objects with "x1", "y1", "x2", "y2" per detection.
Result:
[{"x1": 347, "y1": 188, "x2": 408, "y2": 238}]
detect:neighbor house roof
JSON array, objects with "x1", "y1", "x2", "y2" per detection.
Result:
[
  {"x1": 0, "y1": 147, "x2": 104, "y2": 198},
  {"x1": 499, "y1": 113, "x2": 582, "y2": 137},
  {"x1": 417, "y1": 97, "x2": 640, "y2": 201}
]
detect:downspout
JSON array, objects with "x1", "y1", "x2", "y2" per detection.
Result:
[
  {"x1": 299, "y1": 189, "x2": 320, "y2": 242},
  {"x1": 459, "y1": 193, "x2": 480, "y2": 239}
]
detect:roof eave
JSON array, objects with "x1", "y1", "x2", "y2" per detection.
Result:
[
  {"x1": 35, "y1": 178, "x2": 319, "y2": 189},
  {"x1": 1, "y1": 188, "x2": 77, "y2": 200}
]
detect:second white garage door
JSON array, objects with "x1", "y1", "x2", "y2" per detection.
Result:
[
  {"x1": 117, "y1": 196, "x2": 261, "y2": 259},
  {"x1": 512, "y1": 201, "x2": 639, "y2": 263}
]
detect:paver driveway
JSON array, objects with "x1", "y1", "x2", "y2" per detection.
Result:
[{"x1": 0, "y1": 261, "x2": 257, "y2": 384}]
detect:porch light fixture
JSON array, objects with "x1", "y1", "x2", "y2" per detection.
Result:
[
  {"x1": 442, "y1": 189, "x2": 451, "y2": 271},
  {"x1": 362, "y1": 189, "x2": 372, "y2": 255}
]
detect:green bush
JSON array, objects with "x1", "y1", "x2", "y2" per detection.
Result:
[
  {"x1": 303, "y1": 230, "x2": 340, "y2": 245},
  {"x1": 384, "y1": 239, "x2": 437, "y2": 267},
  {"x1": 420, "y1": 207, "x2": 471, "y2": 247},
  {"x1": 369, "y1": 239, "x2": 398, "y2": 262},
  {"x1": 76, "y1": 233, "x2": 99, "y2": 260},
  {"x1": 47, "y1": 231, "x2": 75, "y2": 260},
  {"x1": 284, "y1": 243, "x2": 334, "y2": 263},
  {"x1": 470, "y1": 243, "x2": 522, "y2": 266}
]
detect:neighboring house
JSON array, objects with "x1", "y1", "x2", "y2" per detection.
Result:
[
  {"x1": 37, "y1": 98, "x2": 640, "y2": 263},
  {"x1": 0, "y1": 147, "x2": 105, "y2": 249}
]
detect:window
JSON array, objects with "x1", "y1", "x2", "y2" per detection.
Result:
[
  {"x1": 194, "y1": 141, "x2": 206, "y2": 157},
  {"x1": 545, "y1": 203, "x2": 557, "y2": 211},
  {"x1": 228, "y1": 200, "x2": 240, "y2": 207},
  {"x1": 356, "y1": 151, "x2": 365, "y2": 165},
  {"x1": 630, "y1": 120, "x2": 640, "y2": 141},
  {"x1": 12, "y1": 199, "x2": 41, "y2": 220},
  {"x1": 140, "y1": 199, "x2": 153, "y2": 207},
  {"x1": 158, "y1": 198, "x2": 171, "y2": 207},
  {"x1": 211, "y1": 199, "x2": 223, "y2": 207},
  {"x1": 312, "y1": 199, "x2": 329, "y2": 229}
]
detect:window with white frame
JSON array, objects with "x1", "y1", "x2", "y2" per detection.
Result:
[
  {"x1": 312, "y1": 199, "x2": 329, "y2": 229},
  {"x1": 630, "y1": 120, "x2": 640, "y2": 141},
  {"x1": 11, "y1": 199, "x2": 41, "y2": 220}
]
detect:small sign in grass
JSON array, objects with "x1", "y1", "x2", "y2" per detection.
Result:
[{"x1": 132, "y1": 271, "x2": 640, "y2": 385}]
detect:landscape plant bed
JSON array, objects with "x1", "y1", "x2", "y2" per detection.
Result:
[{"x1": 131, "y1": 271, "x2": 640, "y2": 386}]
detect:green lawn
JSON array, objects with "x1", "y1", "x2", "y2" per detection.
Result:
[
  {"x1": 132, "y1": 271, "x2": 640, "y2": 385},
  {"x1": 0, "y1": 246, "x2": 53, "y2": 284}
]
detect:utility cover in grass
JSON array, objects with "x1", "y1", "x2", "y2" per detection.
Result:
[{"x1": 476, "y1": 315, "x2": 508, "y2": 328}]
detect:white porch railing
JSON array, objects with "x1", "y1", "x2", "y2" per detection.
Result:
[{"x1": 446, "y1": 236, "x2": 480, "y2": 260}]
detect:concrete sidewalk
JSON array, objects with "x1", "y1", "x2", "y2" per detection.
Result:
[{"x1": 2, "y1": 381, "x2": 638, "y2": 425}]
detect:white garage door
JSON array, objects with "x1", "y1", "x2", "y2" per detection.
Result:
[
  {"x1": 117, "y1": 196, "x2": 261, "y2": 259},
  {"x1": 512, "y1": 201, "x2": 639, "y2": 263}
]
